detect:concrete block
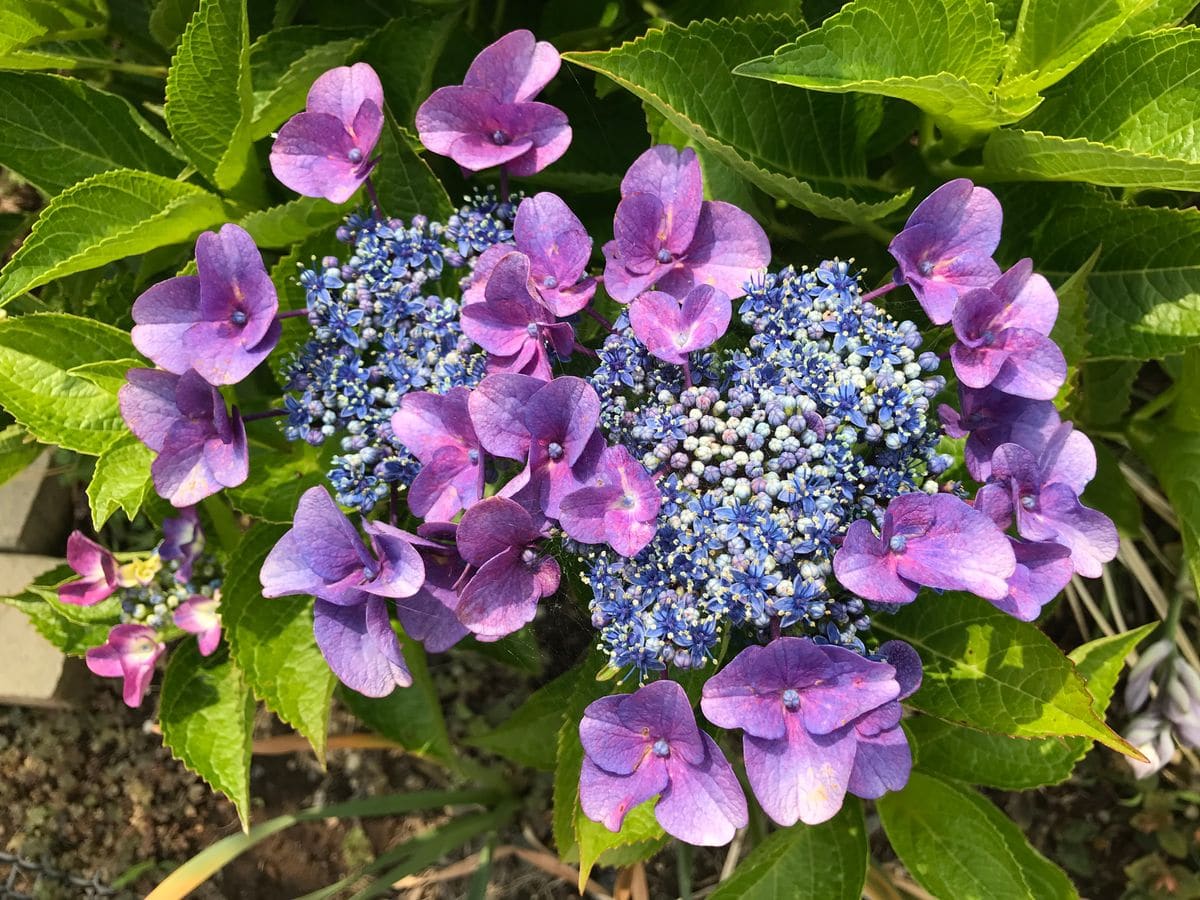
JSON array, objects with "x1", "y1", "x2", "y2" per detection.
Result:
[{"x1": 0, "y1": 450, "x2": 73, "y2": 554}]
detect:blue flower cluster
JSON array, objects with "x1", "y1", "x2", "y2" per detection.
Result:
[
  {"x1": 118, "y1": 553, "x2": 221, "y2": 632},
  {"x1": 280, "y1": 192, "x2": 517, "y2": 511},
  {"x1": 585, "y1": 262, "x2": 952, "y2": 675}
]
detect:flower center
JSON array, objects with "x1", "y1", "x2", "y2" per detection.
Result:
[
  {"x1": 526, "y1": 322, "x2": 540, "y2": 337},
  {"x1": 981, "y1": 329, "x2": 996, "y2": 346},
  {"x1": 1021, "y1": 495, "x2": 1037, "y2": 510},
  {"x1": 918, "y1": 260, "x2": 934, "y2": 277},
  {"x1": 889, "y1": 535, "x2": 908, "y2": 553},
  {"x1": 619, "y1": 493, "x2": 636, "y2": 510},
  {"x1": 230, "y1": 309, "x2": 248, "y2": 327},
  {"x1": 782, "y1": 688, "x2": 801, "y2": 711},
  {"x1": 656, "y1": 248, "x2": 672, "y2": 265},
  {"x1": 491, "y1": 130, "x2": 509, "y2": 146},
  {"x1": 547, "y1": 442, "x2": 564, "y2": 460},
  {"x1": 467, "y1": 448, "x2": 480, "y2": 464},
  {"x1": 542, "y1": 275, "x2": 558, "y2": 289},
  {"x1": 348, "y1": 147, "x2": 363, "y2": 164},
  {"x1": 521, "y1": 548, "x2": 537, "y2": 566},
  {"x1": 651, "y1": 738, "x2": 670, "y2": 758}
]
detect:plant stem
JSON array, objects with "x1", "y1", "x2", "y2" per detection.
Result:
[
  {"x1": 860, "y1": 281, "x2": 898, "y2": 303},
  {"x1": 363, "y1": 174, "x2": 383, "y2": 220},
  {"x1": 276, "y1": 308, "x2": 309, "y2": 320},
  {"x1": 242, "y1": 408, "x2": 286, "y2": 422},
  {"x1": 582, "y1": 306, "x2": 614, "y2": 332},
  {"x1": 676, "y1": 841, "x2": 693, "y2": 900},
  {"x1": 498, "y1": 165, "x2": 509, "y2": 204}
]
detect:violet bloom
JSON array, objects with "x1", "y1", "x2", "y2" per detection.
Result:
[
  {"x1": 629, "y1": 285, "x2": 731, "y2": 365},
  {"x1": 940, "y1": 385, "x2": 1060, "y2": 482},
  {"x1": 260, "y1": 487, "x2": 426, "y2": 697},
  {"x1": 390, "y1": 387, "x2": 485, "y2": 521},
  {"x1": 132, "y1": 224, "x2": 281, "y2": 386},
  {"x1": 468, "y1": 375, "x2": 605, "y2": 518},
  {"x1": 86, "y1": 624, "x2": 165, "y2": 708},
  {"x1": 974, "y1": 425, "x2": 1118, "y2": 578},
  {"x1": 580, "y1": 679, "x2": 747, "y2": 846},
  {"x1": 59, "y1": 531, "x2": 121, "y2": 606},
  {"x1": 415, "y1": 30, "x2": 570, "y2": 175},
  {"x1": 603, "y1": 146, "x2": 770, "y2": 302},
  {"x1": 559, "y1": 445, "x2": 661, "y2": 557},
  {"x1": 455, "y1": 497, "x2": 560, "y2": 638},
  {"x1": 701, "y1": 637, "x2": 908, "y2": 826},
  {"x1": 833, "y1": 492, "x2": 1016, "y2": 603},
  {"x1": 119, "y1": 368, "x2": 249, "y2": 507},
  {"x1": 160, "y1": 507, "x2": 204, "y2": 582},
  {"x1": 174, "y1": 594, "x2": 222, "y2": 656},
  {"x1": 393, "y1": 526, "x2": 470, "y2": 653},
  {"x1": 270, "y1": 63, "x2": 383, "y2": 203},
  {"x1": 995, "y1": 539, "x2": 1074, "y2": 621},
  {"x1": 461, "y1": 251, "x2": 574, "y2": 381},
  {"x1": 888, "y1": 179, "x2": 1002, "y2": 325},
  {"x1": 950, "y1": 259, "x2": 1066, "y2": 401}
]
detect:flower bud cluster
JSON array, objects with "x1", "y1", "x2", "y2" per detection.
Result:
[
  {"x1": 118, "y1": 552, "x2": 221, "y2": 632},
  {"x1": 585, "y1": 263, "x2": 951, "y2": 675},
  {"x1": 280, "y1": 192, "x2": 516, "y2": 511}
]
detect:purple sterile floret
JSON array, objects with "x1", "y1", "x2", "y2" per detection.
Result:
[
  {"x1": 940, "y1": 385, "x2": 1060, "y2": 482},
  {"x1": 700, "y1": 637, "x2": 913, "y2": 826},
  {"x1": 390, "y1": 387, "x2": 485, "y2": 521},
  {"x1": 174, "y1": 594, "x2": 222, "y2": 656},
  {"x1": 86, "y1": 624, "x2": 165, "y2": 708},
  {"x1": 454, "y1": 496, "x2": 560, "y2": 638},
  {"x1": 994, "y1": 538, "x2": 1075, "y2": 621},
  {"x1": 514, "y1": 192, "x2": 596, "y2": 315},
  {"x1": 119, "y1": 368, "x2": 250, "y2": 507},
  {"x1": 602, "y1": 146, "x2": 770, "y2": 302},
  {"x1": 949, "y1": 259, "x2": 1066, "y2": 401},
  {"x1": 60, "y1": 531, "x2": 120, "y2": 606},
  {"x1": 888, "y1": 178, "x2": 1002, "y2": 325},
  {"x1": 392, "y1": 527, "x2": 470, "y2": 653},
  {"x1": 132, "y1": 224, "x2": 281, "y2": 386},
  {"x1": 974, "y1": 424, "x2": 1118, "y2": 578},
  {"x1": 270, "y1": 63, "x2": 384, "y2": 203},
  {"x1": 415, "y1": 30, "x2": 570, "y2": 175},
  {"x1": 559, "y1": 445, "x2": 662, "y2": 556},
  {"x1": 630, "y1": 285, "x2": 732, "y2": 365},
  {"x1": 580, "y1": 679, "x2": 748, "y2": 846},
  {"x1": 260, "y1": 486, "x2": 426, "y2": 696},
  {"x1": 159, "y1": 507, "x2": 204, "y2": 583},
  {"x1": 833, "y1": 491, "x2": 1016, "y2": 603},
  {"x1": 460, "y1": 251, "x2": 573, "y2": 381}
]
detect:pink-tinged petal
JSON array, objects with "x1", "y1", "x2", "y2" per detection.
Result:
[
  {"x1": 195, "y1": 224, "x2": 278, "y2": 343},
  {"x1": 174, "y1": 595, "x2": 222, "y2": 656},
  {"x1": 542, "y1": 321, "x2": 575, "y2": 360},
  {"x1": 468, "y1": 373, "x2": 541, "y2": 459},
  {"x1": 1039, "y1": 423, "x2": 1096, "y2": 493},
  {"x1": 500, "y1": 102, "x2": 571, "y2": 177},
  {"x1": 630, "y1": 290, "x2": 687, "y2": 364},
  {"x1": 416, "y1": 86, "x2": 529, "y2": 165},
  {"x1": 61, "y1": 530, "x2": 118, "y2": 605},
  {"x1": 365, "y1": 594, "x2": 410, "y2": 674},
  {"x1": 306, "y1": 63, "x2": 384, "y2": 129},
  {"x1": 288, "y1": 487, "x2": 372, "y2": 584},
  {"x1": 945, "y1": 385, "x2": 1061, "y2": 482},
  {"x1": 987, "y1": 330, "x2": 1067, "y2": 400},
  {"x1": 185, "y1": 320, "x2": 279, "y2": 386},
  {"x1": 617, "y1": 680, "x2": 706, "y2": 764},
  {"x1": 85, "y1": 642, "x2": 123, "y2": 678},
  {"x1": 679, "y1": 285, "x2": 732, "y2": 350},
  {"x1": 525, "y1": 376, "x2": 600, "y2": 463},
  {"x1": 456, "y1": 496, "x2": 537, "y2": 564},
  {"x1": 456, "y1": 546, "x2": 546, "y2": 637},
  {"x1": 994, "y1": 539, "x2": 1073, "y2": 620},
  {"x1": 580, "y1": 695, "x2": 654, "y2": 776},
  {"x1": 484, "y1": 251, "x2": 539, "y2": 306},
  {"x1": 614, "y1": 193, "x2": 669, "y2": 276},
  {"x1": 408, "y1": 448, "x2": 476, "y2": 521},
  {"x1": 361, "y1": 520, "x2": 426, "y2": 599},
  {"x1": 394, "y1": 552, "x2": 468, "y2": 653},
  {"x1": 461, "y1": 298, "x2": 538, "y2": 356},
  {"x1": 1018, "y1": 483, "x2": 1118, "y2": 579},
  {"x1": 847, "y1": 725, "x2": 912, "y2": 799},
  {"x1": 119, "y1": 368, "x2": 181, "y2": 453},
  {"x1": 601, "y1": 239, "x2": 663, "y2": 304},
  {"x1": 833, "y1": 519, "x2": 916, "y2": 604},
  {"x1": 702, "y1": 641, "x2": 808, "y2": 740},
  {"x1": 744, "y1": 716, "x2": 856, "y2": 827},
  {"x1": 487, "y1": 341, "x2": 552, "y2": 381},
  {"x1": 89, "y1": 624, "x2": 165, "y2": 708},
  {"x1": 973, "y1": 481, "x2": 1015, "y2": 531},
  {"x1": 621, "y1": 146, "x2": 704, "y2": 253},
  {"x1": 543, "y1": 278, "x2": 596, "y2": 317},
  {"x1": 464, "y1": 29, "x2": 561, "y2": 104},
  {"x1": 269, "y1": 111, "x2": 367, "y2": 204},
  {"x1": 390, "y1": 387, "x2": 476, "y2": 462},
  {"x1": 462, "y1": 244, "x2": 514, "y2": 305},
  {"x1": 313, "y1": 599, "x2": 411, "y2": 698},
  {"x1": 449, "y1": 130, "x2": 535, "y2": 172},
  {"x1": 260, "y1": 529, "x2": 330, "y2": 598},
  {"x1": 659, "y1": 200, "x2": 770, "y2": 300},
  {"x1": 196, "y1": 624, "x2": 222, "y2": 657},
  {"x1": 122, "y1": 656, "x2": 159, "y2": 708},
  {"x1": 516, "y1": 192, "x2": 592, "y2": 306},
  {"x1": 802, "y1": 645, "x2": 901, "y2": 735},
  {"x1": 580, "y1": 755, "x2": 668, "y2": 833},
  {"x1": 949, "y1": 341, "x2": 1006, "y2": 391},
  {"x1": 151, "y1": 420, "x2": 221, "y2": 507},
  {"x1": 656, "y1": 733, "x2": 748, "y2": 846},
  {"x1": 202, "y1": 413, "x2": 249, "y2": 489},
  {"x1": 131, "y1": 276, "x2": 202, "y2": 374},
  {"x1": 991, "y1": 258, "x2": 1058, "y2": 336},
  {"x1": 558, "y1": 484, "x2": 620, "y2": 545}
]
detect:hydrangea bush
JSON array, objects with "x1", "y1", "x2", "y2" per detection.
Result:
[{"x1": 2, "y1": 1, "x2": 1200, "y2": 895}]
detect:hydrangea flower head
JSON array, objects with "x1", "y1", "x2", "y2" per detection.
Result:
[
  {"x1": 580, "y1": 679, "x2": 747, "y2": 846},
  {"x1": 173, "y1": 594, "x2": 222, "y2": 656},
  {"x1": 132, "y1": 224, "x2": 280, "y2": 386},
  {"x1": 630, "y1": 285, "x2": 731, "y2": 365},
  {"x1": 60, "y1": 531, "x2": 121, "y2": 606},
  {"x1": 390, "y1": 387, "x2": 484, "y2": 521},
  {"x1": 270, "y1": 63, "x2": 384, "y2": 203},
  {"x1": 119, "y1": 368, "x2": 249, "y2": 507},
  {"x1": 603, "y1": 145, "x2": 769, "y2": 302},
  {"x1": 888, "y1": 178, "x2": 1002, "y2": 324},
  {"x1": 86, "y1": 624, "x2": 165, "y2": 708},
  {"x1": 415, "y1": 30, "x2": 570, "y2": 175}
]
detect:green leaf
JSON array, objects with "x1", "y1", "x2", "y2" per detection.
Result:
[
  {"x1": 1131, "y1": 422, "x2": 1200, "y2": 599},
  {"x1": 0, "y1": 424, "x2": 42, "y2": 487},
  {"x1": 165, "y1": 0, "x2": 256, "y2": 192},
  {"x1": 239, "y1": 195, "x2": 348, "y2": 249},
  {"x1": 467, "y1": 667, "x2": 582, "y2": 770},
  {"x1": 1115, "y1": 0, "x2": 1199, "y2": 36},
  {"x1": 69, "y1": 358, "x2": 143, "y2": 395},
  {"x1": 0, "y1": 563, "x2": 110, "y2": 656},
  {"x1": 576, "y1": 801, "x2": 664, "y2": 892},
  {"x1": 564, "y1": 16, "x2": 910, "y2": 224},
  {"x1": 225, "y1": 441, "x2": 330, "y2": 523},
  {"x1": 87, "y1": 434, "x2": 154, "y2": 528},
  {"x1": 0, "y1": 72, "x2": 182, "y2": 197},
  {"x1": 873, "y1": 591, "x2": 1137, "y2": 756},
  {"x1": 372, "y1": 117, "x2": 454, "y2": 223},
  {"x1": 552, "y1": 650, "x2": 612, "y2": 859},
  {"x1": 909, "y1": 622, "x2": 1156, "y2": 789},
  {"x1": 734, "y1": 0, "x2": 1038, "y2": 135},
  {"x1": 878, "y1": 772, "x2": 1077, "y2": 899},
  {"x1": 0, "y1": 313, "x2": 135, "y2": 454},
  {"x1": 149, "y1": 0, "x2": 200, "y2": 50},
  {"x1": 361, "y1": 9, "x2": 459, "y2": 127},
  {"x1": 339, "y1": 634, "x2": 453, "y2": 764},
  {"x1": 987, "y1": 30, "x2": 1200, "y2": 189},
  {"x1": 1070, "y1": 359, "x2": 1139, "y2": 427},
  {"x1": 0, "y1": 169, "x2": 227, "y2": 308},
  {"x1": 221, "y1": 523, "x2": 336, "y2": 763},
  {"x1": 1050, "y1": 244, "x2": 1100, "y2": 367},
  {"x1": 248, "y1": 26, "x2": 366, "y2": 141},
  {"x1": 0, "y1": 0, "x2": 105, "y2": 54},
  {"x1": 710, "y1": 799, "x2": 868, "y2": 899},
  {"x1": 159, "y1": 642, "x2": 256, "y2": 830}
]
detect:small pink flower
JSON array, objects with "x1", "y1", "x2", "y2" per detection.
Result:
[
  {"x1": 86, "y1": 624, "x2": 165, "y2": 707},
  {"x1": 174, "y1": 594, "x2": 222, "y2": 657},
  {"x1": 59, "y1": 531, "x2": 120, "y2": 606}
]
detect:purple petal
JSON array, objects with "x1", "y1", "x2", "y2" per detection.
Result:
[
  {"x1": 1039, "y1": 423, "x2": 1096, "y2": 494},
  {"x1": 557, "y1": 484, "x2": 620, "y2": 546},
  {"x1": 847, "y1": 725, "x2": 912, "y2": 799},
  {"x1": 393, "y1": 550, "x2": 469, "y2": 653},
  {"x1": 744, "y1": 716, "x2": 856, "y2": 827},
  {"x1": 657, "y1": 201, "x2": 770, "y2": 301},
  {"x1": 943, "y1": 385, "x2": 1060, "y2": 481},
  {"x1": 702, "y1": 639, "x2": 828, "y2": 740},
  {"x1": 270, "y1": 111, "x2": 367, "y2": 204},
  {"x1": 463, "y1": 29, "x2": 560, "y2": 104},
  {"x1": 119, "y1": 368, "x2": 181, "y2": 453},
  {"x1": 415, "y1": 86, "x2": 531, "y2": 169},
  {"x1": 833, "y1": 519, "x2": 916, "y2": 604},
  {"x1": 630, "y1": 290, "x2": 688, "y2": 364},
  {"x1": 173, "y1": 595, "x2": 222, "y2": 656},
  {"x1": 455, "y1": 546, "x2": 547, "y2": 637},
  {"x1": 991, "y1": 258, "x2": 1058, "y2": 336},
  {"x1": 994, "y1": 538, "x2": 1074, "y2": 620},
  {"x1": 131, "y1": 276, "x2": 201, "y2": 374},
  {"x1": 524, "y1": 376, "x2": 600, "y2": 462},
  {"x1": 877, "y1": 641, "x2": 923, "y2": 700},
  {"x1": 462, "y1": 244, "x2": 513, "y2": 306},
  {"x1": 60, "y1": 531, "x2": 118, "y2": 605},
  {"x1": 313, "y1": 599, "x2": 411, "y2": 698},
  {"x1": 151, "y1": 420, "x2": 223, "y2": 507},
  {"x1": 579, "y1": 755, "x2": 669, "y2": 833},
  {"x1": 361, "y1": 520, "x2": 426, "y2": 599},
  {"x1": 580, "y1": 694, "x2": 654, "y2": 776},
  {"x1": 614, "y1": 193, "x2": 671, "y2": 276},
  {"x1": 455, "y1": 495, "x2": 537, "y2": 564},
  {"x1": 306, "y1": 63, "x2": 384, "y2": 129},
  {"x1": 202, "y1": 412, "x2": 249, "y2": 489},
  {"x1": 617, "y1": 680, "x2": 706, "y2": 764},
  {"x1": 802, "y1": 645, "x2": 901, "y2": 735},
  {"x1": 1017, "y1": 483, "x2": 1118, "y2": 578},
  {"x1": 620, "y1": 145, "x2": 703, "y2": 254},
  {"x1": 462, "y1": 297, "x2": 539, "y2": 356},
  {"x1": 408, "y1": 448, "x2": 480, "y2": 521},
  {"x1": 195, "y1": 225, "x2": 278, "y2": 344},
  {"x1": 602, "y1": 238, "x2": 663, "y2": 303},
  {"x1": 260, "y1": 529, "x2": 331, "y2": 598},
  {"x1": 390, "y1": 387, "x2": 477, "y2": 463},
  {"x1": 656, "y1": 733, "x2": 748, "y2": 846},
  {"x1": 497, "y1": 101, "x2": 571, "y2": 177},
  {"x1": 515, "y1": 193, "x2": 592, "y2": 306},
  {"x1": 291, "y1": 486, "x2": 374, "y2": 584},
  {"x1": 468, "y1": 373, "x2": 542, "y2": 459},
  {"x1": 986, "y1": 330, "x2": 1067, "y2": 400}
]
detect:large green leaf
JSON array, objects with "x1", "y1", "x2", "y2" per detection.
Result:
[
  {"x1": 734, "y1": 0, "x2": 1038, "y2": 134},
  {"x1": 0, "y1": 563, "x2": 110, "y2": 656},
  {"x1": 564, "y1": 16, "x2": 910, "y2": 223},
  {"x1": 0, "y1": 72, "x2": 181, "y2": 196},
  {"x1": 466, "y1": 666, "x2": 580, "y2": 770},
  {"x1": 372, "y1": 118, "x2": 454, "y2": 222},
  {"x1": 0, "y1": 424, "x2": 42, "y2": 487},
  {"x1": 878, "y1": 772, "x2": 1077, "y2": 899},
  {"x1": 908, "y1": 623, "x2": 1155, "y2": 790},
  {"x1": 361, "y1": 9, "x2": 460, "y2": 127},
  {"x1": 576, "y1": 802, "x2": 665, "y2": 891},
  {"x1": 149, "y1": 0, "x2": 200, "y2": 50},
  {"x1": 1132, "y1": 421, "x2": 1200, "y2": 599},
  {"x1": 873, "y1": 591, "x2": 1136, "y2": 756},
  {"x1": 87, "y1": 433, "x2": 154, "y2": 528},
  {"x1": 225, "y1": 441, "x2": 329, "y2": 523},
  {"x1": 0, "y1": 169, "x2": 226, "y2": 308},
  {"x1": 0, "y1": 313, "x2": 134, "y2": 454},
  {"x1": 159, "y1": 642, "x2": 256, "y2": 830},
  {"x1": 710, "y1": 799, "x2": 868, "y2": 899},
  {"x1": 1115, "y1": 0, "x2": 1199, "y2": 36},
  {"x1": 552, "y1": 650, "x2": 612, "y2": 859},
  {"x1": 987, "y1": 31, "x2": 1200, "y2": 189},
  {"x1": 239, "y1": 195, "x2": 348, "y2": 249},
  {"x1": 164, "y1": 0, "x2": 256, "y2": 193},
  {"x1": 221, "y1": 523, "x2": 336, "y2": 763}
]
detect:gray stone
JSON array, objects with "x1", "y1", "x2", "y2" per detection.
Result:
[{"x1": 0, "y1": 450, "x2": 73, "y2": 554}]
